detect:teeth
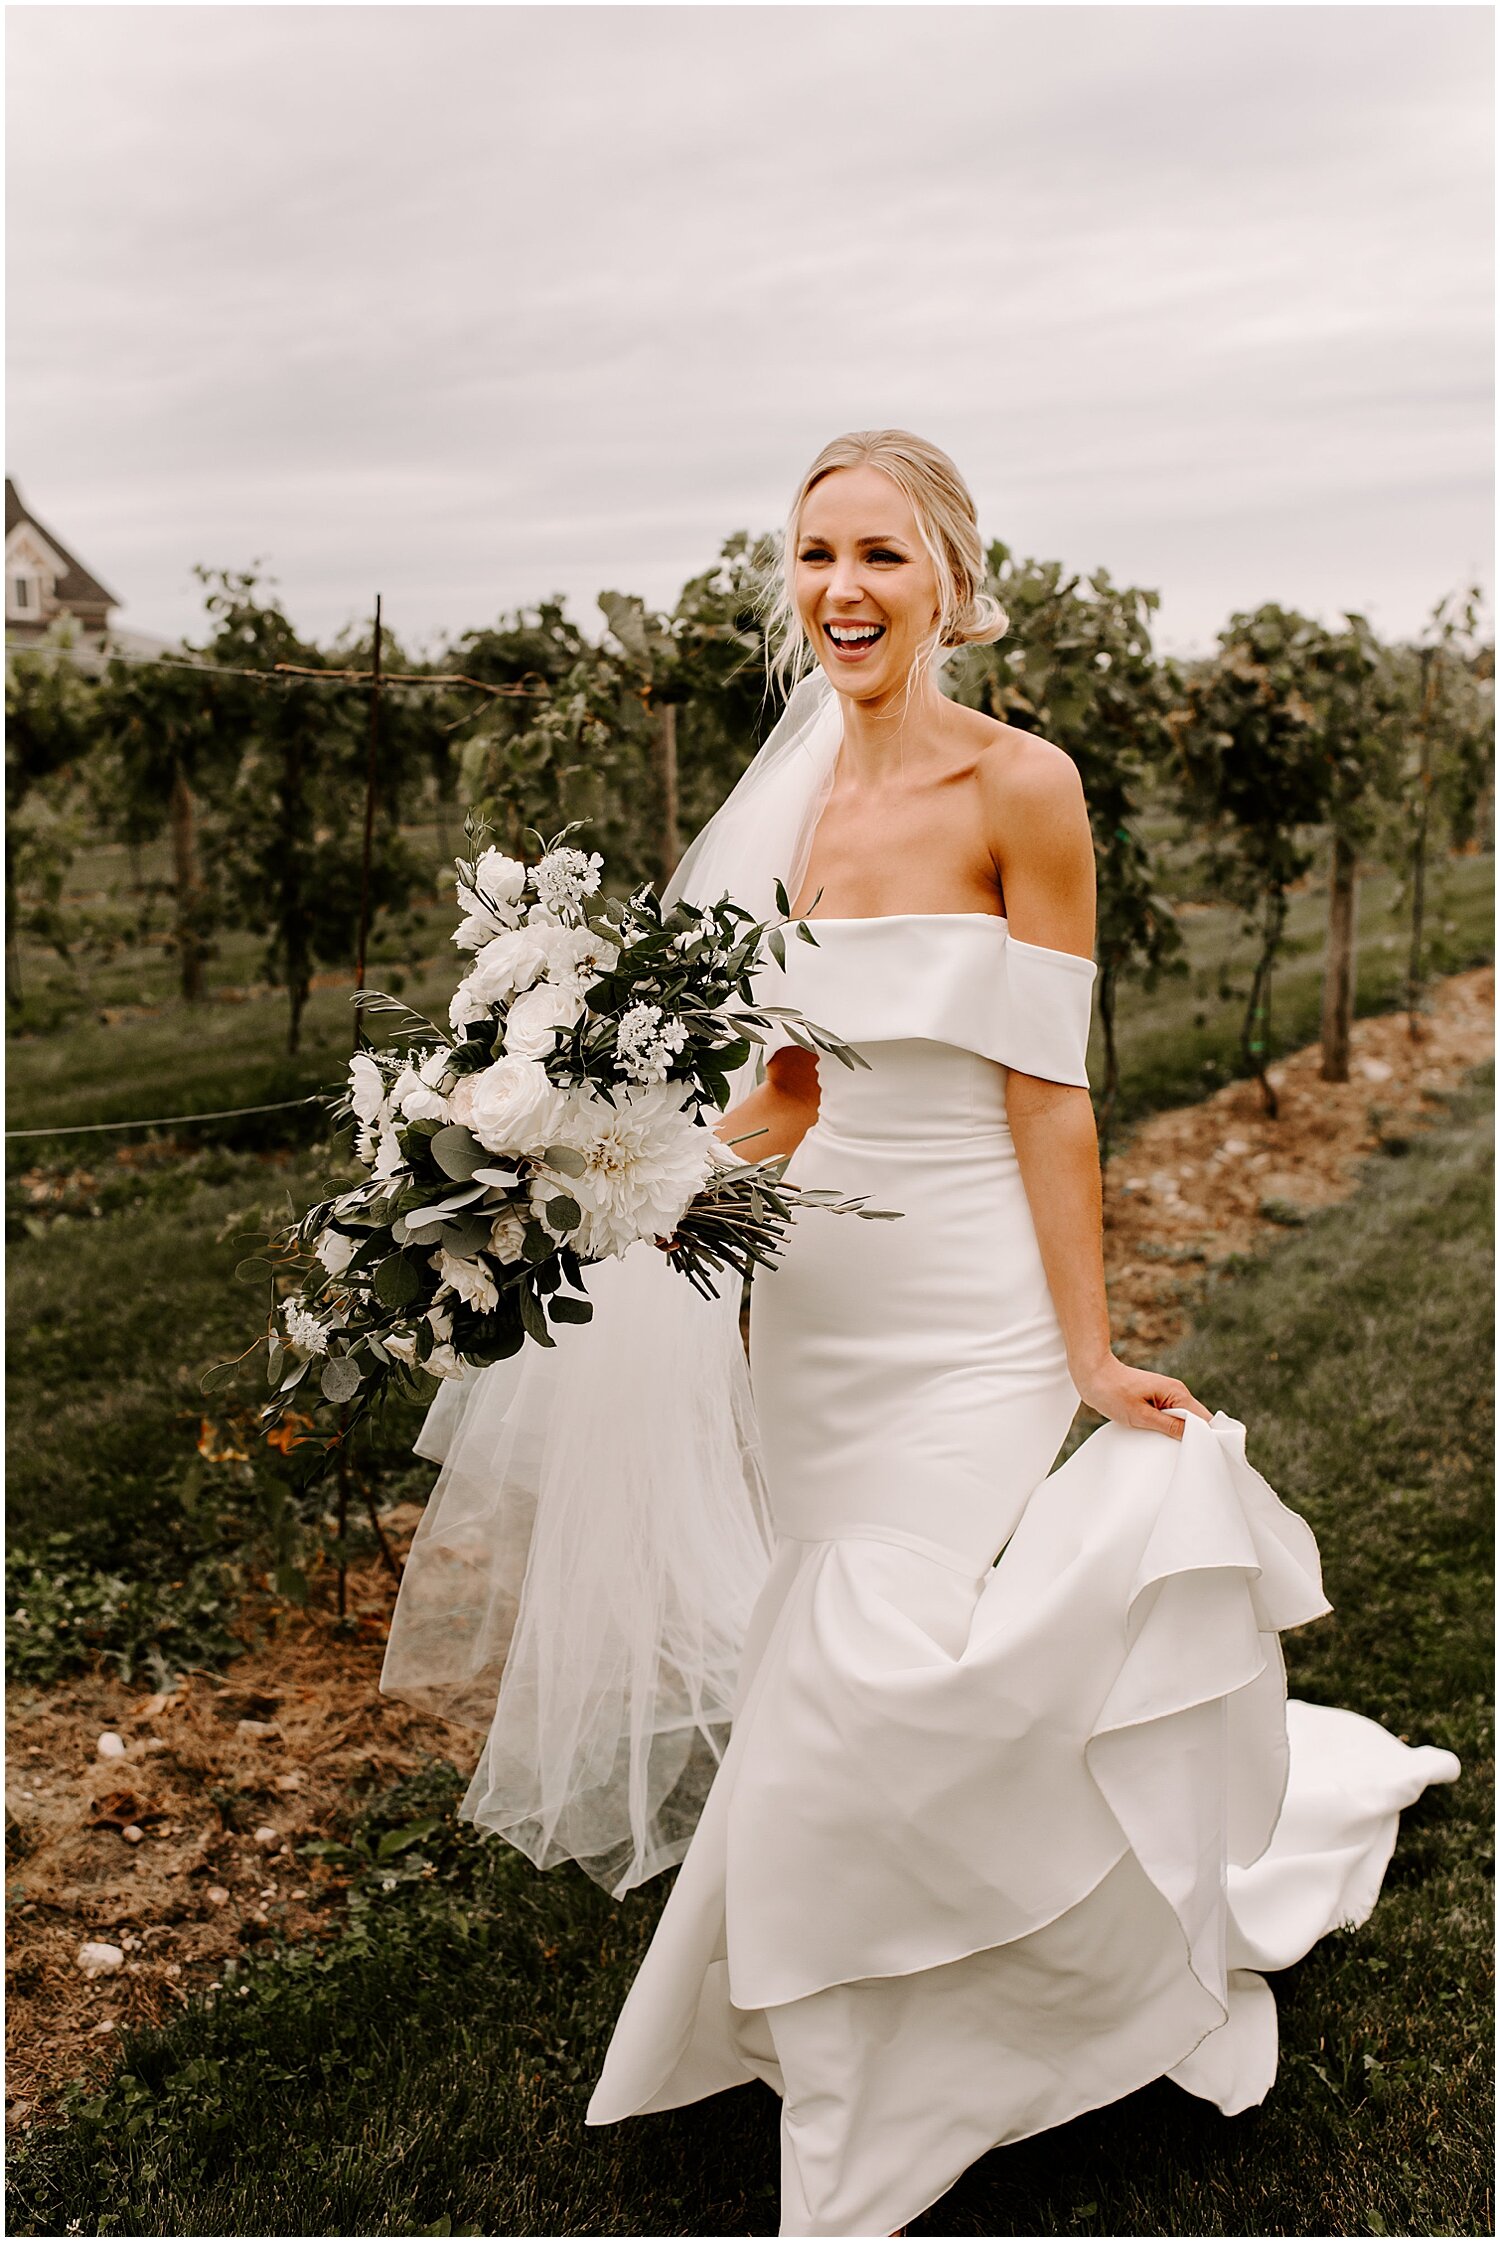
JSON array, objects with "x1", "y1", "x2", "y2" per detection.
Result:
[{"x1": 827, "y1": 624, "x2": 884, "y2": 644}]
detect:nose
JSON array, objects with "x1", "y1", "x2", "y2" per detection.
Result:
[{"x1": 827, "y1": 554, "x2": 866, "y2": 606}]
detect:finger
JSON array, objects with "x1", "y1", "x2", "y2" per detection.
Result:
[{"x1": 1132, "y1": 1405, "x2": 1183, "y2": 1439}]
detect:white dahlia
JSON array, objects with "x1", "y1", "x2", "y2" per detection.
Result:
[{"x1": 543, "y1": 1083, "x2": 716, "y2": 1261}]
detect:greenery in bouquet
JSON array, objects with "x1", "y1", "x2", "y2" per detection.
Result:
[{"x1": 223, "y1": 819, "x2": 889, "y2": 1449}]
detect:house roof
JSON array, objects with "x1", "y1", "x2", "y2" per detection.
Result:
[{"x1": 6, "y1": 477, "x2": 120, "y2": 609}]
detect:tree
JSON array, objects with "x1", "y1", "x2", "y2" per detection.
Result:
[
  {"x1": 953, "y1": 545, "x2": 1186, "y2": 1151},
  {"x1": 191, "y1": 568, "x2": 424, "y2": 1055},
  {"x1": 1169, "y1": 606, "x2": 1340, "y2": 1119},
  {"x1": 4, "y1": 622, "x2": 100, "y2": 1005}
]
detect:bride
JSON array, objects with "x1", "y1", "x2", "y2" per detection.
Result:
[{"x1": 382, "y1": 429, "x2": 1459, "y2": 2239}]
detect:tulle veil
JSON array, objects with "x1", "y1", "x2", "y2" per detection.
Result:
[{"x1": 379, "y1": 668, "x2": 845, "y2": 1895}]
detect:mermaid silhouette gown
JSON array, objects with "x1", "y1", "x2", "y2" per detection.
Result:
[{"x1": 583, "y1": 914, "x2": 1459, "y2": 2238}]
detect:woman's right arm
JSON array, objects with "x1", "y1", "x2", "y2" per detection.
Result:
[{"x1": 713, "y1": 1046, "x2": 821, "y2": 1162}]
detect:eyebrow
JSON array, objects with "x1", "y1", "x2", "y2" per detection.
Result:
[{"x1": 797, "y1": 532, "x2": 912, "y2": 547}]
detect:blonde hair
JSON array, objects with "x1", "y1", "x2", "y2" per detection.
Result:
[{"x1": 764, "y1": 428, "x2": 1008, "y2": 698}]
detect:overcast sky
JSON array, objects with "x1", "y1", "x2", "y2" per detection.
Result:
[{"x1": 7, "y1": 4, "x2": 1493, "y2": 662}]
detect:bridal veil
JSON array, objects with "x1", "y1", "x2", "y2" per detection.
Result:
[{"x1": 379, "y1": 670, "x2": 845, "y2": 1894}]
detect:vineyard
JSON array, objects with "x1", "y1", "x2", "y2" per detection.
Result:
[{"x1": 5, "y1": 531, "x2": 1494, "y2": 2233}]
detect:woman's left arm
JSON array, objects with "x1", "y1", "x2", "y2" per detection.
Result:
[{"x1": 981, "y1": 742, "x2": 1211, "y2": 1442}]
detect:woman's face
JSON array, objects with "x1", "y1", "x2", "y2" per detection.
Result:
[{"x1": 793, "y1": 464, "x2": 944, "y2": 700}]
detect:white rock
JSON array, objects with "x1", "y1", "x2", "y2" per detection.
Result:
[
  {"x1": 96, "y1": 1733, "x2": 127, "y2": 1761},
  {"x1": 207, "y1": 1885, "x2": 231, "y2": 1907},
  {"x1": 78, "y1": 1941, "x2": 125, "y2": 1978},
  {"x1": 121, "y1": 1824, "x2": 144, "y2": 1845},
  {"x1": 253, "y1": 1825, "x2": 279, "y2": 1849},
  {"x1": 236, "y1": 1719, "x2": 280, "y2": 1741},
  {"x1": 1357, "y1": 1056, "x2": 1395, "y2": 1083},
  {"x1": 273, "y1": 1772, "x2": 304, "y2": 1793},
  {"x1": 1222, "y1": 1138, "x2": 1251, "y2": 1157}
]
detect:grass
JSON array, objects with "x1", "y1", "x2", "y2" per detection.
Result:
[
  {"x1": 9, "y1": 1067, "x2": 1492, "y2": 2239},
  {"x1": 7, "y1": 835, "x2": 1492, "y2": 1152}
]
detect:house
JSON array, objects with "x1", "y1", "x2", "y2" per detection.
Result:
[{"x1": 6, "y1": 477, "x2": 120, "y2": 646}]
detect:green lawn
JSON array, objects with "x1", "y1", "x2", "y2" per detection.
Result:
[{"x1": 10, "y1": 1068, "x2": 1491, "y2": 2240}]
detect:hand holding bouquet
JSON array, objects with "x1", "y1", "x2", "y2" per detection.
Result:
[{"x1": 239, "y1": 821, "x2": 893, "y2": 1442}]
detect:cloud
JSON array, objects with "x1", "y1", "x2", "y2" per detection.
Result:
[{"x1": 7, "y1": 5, "x2": 1491, "y2": 659}]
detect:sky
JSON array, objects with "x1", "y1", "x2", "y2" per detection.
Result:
[{"x1": 6, "y1": 3, "x2": 1494, "y2": 662}]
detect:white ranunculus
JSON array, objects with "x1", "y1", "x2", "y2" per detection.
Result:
[
  {"x1": 382, "y1": 1330, "x2": 418, "y2": 1365},
  {"x1": 449, "y1": 1056, "x2": 565, "y2": 1157},
  {"x1": 314, "y1": 1228, "x2": 356, "y2": 1275},
  {"x1": 430, "y1": 1247, "x2": 499, "y2": 1314},
  {"x1": 544, "y1": 1082, "x2": 716, "y2": 1261},
  {"x1": 348, "y1": 1052, "x2": 387, "y2": 1126},
  {"x1": 503, "y1": 980, "x2": 586, "y2": 1061},
  {"x1": 426, "y1": 1342, "x2": 464, "y2": 1380},
  {"x1": 392, "y1": 1065, "x2": 450, "y2": 1125}
]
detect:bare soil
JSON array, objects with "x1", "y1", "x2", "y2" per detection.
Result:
[{"x1": 7, "y1": 967, "x2": 1492, "y2": 2131}]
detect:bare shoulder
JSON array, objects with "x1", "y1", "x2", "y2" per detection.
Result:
[
  {"x1": 959, "y1": 712, "x2": 1095, "y2": 953},
  {"x1": 962, "y1": 710, "x2": 1087, "y2": 825}
]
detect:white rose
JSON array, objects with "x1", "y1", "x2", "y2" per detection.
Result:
[
  {"x1": 315, "y1": 1229, "x2": 356, "y2": 1275},
  {"x1": 449, "y1": 1056, "x2": 565, "y2": 1157},
  {"x1": 392, "y1": 1066, "x2": 450, "y2": 1125},
  {"x1": 426, "y1": 1342, "x2": 464, "y2": 1380},
  {"x1": 383, "y1": 1331, "x2": 418, "y2": 1366},
  {"x1": 348, "y1": 1052, "x2": 387, "y2": 1126},
  {"x1": 503, "y1": 981, "x2": 586, "y2": 1061},
  {"x1": 544, "y1": 1083, "x2": 717, "y2": 1261},
  {"x1": 452, "y1": 849, "x2": 527, "y2": 952},
  {"x1": 488, "y1": 1206, "x2": 530, "y2": 1263},
  {"x1": 430, "y1": 1248, "x2": 499, "y2": 1314},
  {"x1": 468, "y1": 927, "x2": 556, "y2": 1003}
]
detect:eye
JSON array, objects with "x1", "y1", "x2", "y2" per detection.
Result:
[
  {"x1": 797, "y1": 544, "x2": 832, "y2": 564},
  {"x1": 868, "y1": 548, "x2": 905, "y2": 564}
]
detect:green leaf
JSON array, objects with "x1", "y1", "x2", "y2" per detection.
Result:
[
  {"x1": 773, "y1": 877, "x2": 791, "y2": 916},
  {"x1": 544, "y1": 1194, "x2": 581, "y2": 1232},
  {"x1": 374, "y1": 1254, "x2": 422, "y2": 1310},
  {"x1": 795, "y1": 920, "x2": 818, "y2": 943},
  {"x1": 541, "y1": 1142, "x2": 587, "y2": 1177},
  {"x1": 199, "y1": 1360, "x2": 239, "y2": 1396},
  {"x1": 518, "y1": 1285, "x2": 555, "y2": 1347},
  {"x1": 768, "y1": 927, "x2": 786, "y2": 971},
  {"x1": 376, "y1": 1816, "x2": 443, "y2": 1861},
  {"x1": 429, "y1": 1125, "x2": 489, "y2": 1181},
  {"x1": 320, "y1": 1357, "x2": 361, "y2": 1405},
  {"x1": 549, "y1": 1295, "x2": 593, "y2": 1325}
]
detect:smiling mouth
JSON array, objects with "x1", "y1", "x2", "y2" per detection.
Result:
[{"x1": 824, "y1": 622, "x2": 886, "y2": 651}]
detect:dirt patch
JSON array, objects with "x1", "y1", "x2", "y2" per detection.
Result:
[
  {"x1": 7, "y1": 968, "x2": 1492, "y2": 2132},
  {"x1": 1103, "y1": 967, "x2": 1493, "y2": 1355},
  {"x1": 6, "y1": 1560, "x2": 469, "y2": 2132}
]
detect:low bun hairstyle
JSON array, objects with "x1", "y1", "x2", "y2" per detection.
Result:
[{"x1": 765, "y1": 429, "x2": 1008, "y2": 697}]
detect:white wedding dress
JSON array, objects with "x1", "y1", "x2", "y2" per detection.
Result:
[{"x1": 583, "y1": 911, "x2": 1460, "y2": 2237}]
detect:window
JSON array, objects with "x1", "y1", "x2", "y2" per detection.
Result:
[{"x1": 12, "y1": 575, "x2": 32, "y2": 610}]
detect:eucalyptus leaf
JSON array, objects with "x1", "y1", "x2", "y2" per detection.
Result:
[
  {"x1": 522, "y1": 1221, "x2": 554, "y2": 1264},
  {"x1": 374, "y1": 1254, "x2": 422, "y2": 1311},
  {"x1": 540, "y1": 1143, "x2": 588, "y2": 1177},
  {"x1": 544, "y1": 1194, "x2": 581, "y2": 1232},
  {"x1": 429, "y1": 1125, "x2": 490, "y2": 1181},
  {"x1": 321, "y1": 1357, "x2": 362, "y2": 1405},
  {"x1": 549, "y1": 1295, "x2": 593, "y2": 1326},
  {"x1": 402, "y1": 1186, "x2": 489, "y2": 1229}
]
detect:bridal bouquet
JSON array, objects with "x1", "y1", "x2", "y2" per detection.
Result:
[{"x1": 244, "y1": 821, "x2": 884, "y2": 1440}]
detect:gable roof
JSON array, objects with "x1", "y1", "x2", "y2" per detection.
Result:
[{"x1": 6, "y1": 477, "x2": 120, "y2": 610}]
